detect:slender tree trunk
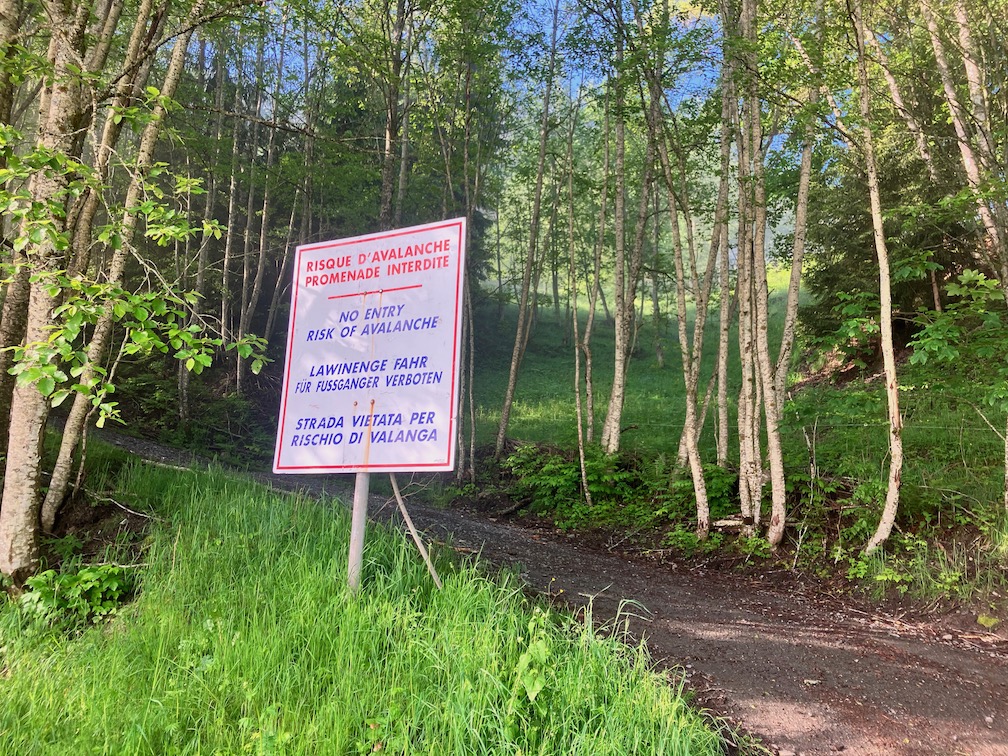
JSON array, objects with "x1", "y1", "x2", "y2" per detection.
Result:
[
  {"x1": 600, "y1": 19, "x2": 659, "y2": 455},
  {"x1": 649, "y1": 188, "x2": 664, "y2": 368},
  {"x1": 866, "y1": 31, "x2": 937, "y2": 182},
  {"x1": 67, "y1": 0, "x2": 160, "y2": 277},
  {"x1": 664, "y1": 174, "x2": 710, "y2": 536},
  {"x1": 238, "y1": 19, "x2": 289, "y2": 389},
  {"x1": 599, "y1": 31, "x2": 628, "y2": 455},
  {"x1": 494, "y1": 0, "x2": 560, "y2": 458},
  {"x1": 773, "y1": 0, "x2": 820, "y2": 410},
  {"x1": 854, "y1": 0, "x2": 904, "y2": 555},
  {"x1": 582, "y1": 88, "x2": 610, "y2": 445},
  {"x1": 561, "y1": 90, "x2": 593, "y2": 506},
  {"x1": 263, "y1": 197, "x2": 299, "y2": 337},
  {"x1": 736, "y1": 0, "x2": 787, "y2": 546},
  {"x1": 394, "y1": 40, "x2": 410, "y2": 229},
  {"x1": 379, "y1": 0, "x2": 407, "y2": 230},
  {"x1": 267, "y1": 28, "x2": 317, "y2": 342},
  {"x1": 725, "y1": 8, "x2": 761, "y2": 533},
  {"x1": 667, "y1": 122, "x2": 722, "y2": 469},
  {"x1": 40, "y1": 1, "x2": 206, "y2": 531},
  {"x1": 235, "y1": 37, "x2": 265, "y2": 395},
  {"x1": 179, "y1": 43, "x2": 226, "y2": 425},
  {"x1": 715, "y1": 77, "x2": 734, "y2": 467},
  {"x1": 220, "y1": 34, "x2": 244, "y2": 346},
  {"x1": 920, "y1": 0, "x2": 1008, "y2": 295},
  {"x1": 641, "y1": 1, "x2": 719, "y2": 530}
]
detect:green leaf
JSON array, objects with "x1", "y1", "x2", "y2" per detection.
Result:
[
  {"x1": 978, "y1": 614, "x2": 1000, "y2": 630},
  {"x1": 521, "y1": 669, "x2": 545, "y2": 702},
  {"x1": 37, "y1": 374, "x2": 55, "y2": 396}
]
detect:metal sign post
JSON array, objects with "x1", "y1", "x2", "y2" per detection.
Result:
[{"x1": 347, "y1": 471, "x2": 369, "y2": 592}]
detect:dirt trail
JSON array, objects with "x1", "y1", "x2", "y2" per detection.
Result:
[
  {"x1": 394, "y1": 502, "x2": 1008, "y2": 756},
  {"x1": 92, "y1": 431, "x2": 1008, "y2": 756}
]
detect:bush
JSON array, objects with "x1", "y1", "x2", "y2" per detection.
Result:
[
  {"x1": 17, "y1": 564, "x2": 134, "y2": 632},
  {"x1": 504, "y1": 443, "x2": 739, "y2": 530}
]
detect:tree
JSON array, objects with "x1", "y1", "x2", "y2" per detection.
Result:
[
  {"x1": 495, "y1": 0, "x2": 562, "y2": 459},
  {"x1": 849, "y1": 0, "x2": 902, "y2": 554},
  {"x1": 0, "y1": 0, "x2": 261, "y2": 582}
]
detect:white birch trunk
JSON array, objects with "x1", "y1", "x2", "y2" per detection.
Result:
[
  {"x1": 854, "y1": 0, "x2": 904, "y2": 555},
  {"x1": 494, "y1": 0, "x2": 560, "y2": 457}
]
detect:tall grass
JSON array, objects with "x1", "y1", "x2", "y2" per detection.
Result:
[{"x1": 0, "y1": 461, "x2": 723, "y2": 755}]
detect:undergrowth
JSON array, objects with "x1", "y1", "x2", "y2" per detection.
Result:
[
  {"x1": 492, "y1": 434, "x2": 1008, "y2": 610},
  {"x1": 503, "y1": 443, "x2": 737, "y2": 531}
]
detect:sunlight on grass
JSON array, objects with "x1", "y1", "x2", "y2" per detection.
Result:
[
  {"x1": 476, "y1": 271, "x2": 1008, "y2": 603},
  {"x1": 0, "y1": 461, "x2": 723, "y2": 755}
]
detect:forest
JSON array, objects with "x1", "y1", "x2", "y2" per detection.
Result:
[{"x1": 1, "y1": 0, "x2": 1008, "y2": 612}]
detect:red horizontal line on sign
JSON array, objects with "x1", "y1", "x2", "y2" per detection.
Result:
[{"x1": 327, "y1": 284, "x2": 423, "y2": 301}]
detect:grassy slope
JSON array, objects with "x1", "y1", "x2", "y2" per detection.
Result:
[
  {"x1": 473, "y1": 269, "x2": 796, "y2": 459},
  {"x1": 0, "y1": 458, "x2": 723, "y2": 755},
  {"x1": 472, "y1": 272, "x2": 1008, "y2": 603}
]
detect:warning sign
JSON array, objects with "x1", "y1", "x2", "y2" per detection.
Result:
[{"x1": 273, "y1": 217, "x2": 467, "y2": 473}]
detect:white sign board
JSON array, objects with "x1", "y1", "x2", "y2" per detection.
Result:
[{"x1": 273, "y1": 217, "x2": 467, "y2": 473}]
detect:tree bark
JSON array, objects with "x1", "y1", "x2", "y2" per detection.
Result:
[
  {"x1": 179, "y1": 40, "x2": 226, "y2": 425},
  {"x1": 67, "y1": 0, "x2": 160, "y2": 277},
  {"x1": 0, "y1": 0, "x2": 23, "y2": 130},
  {"x1": 599, "y1": 25, "x2": 628, "y2": 455},
  {"x1": 773, "y1": 0, "x2": 820, "y2": 411},
  {"x1": 854, "y1": 0, "x2": 904, "y2": 555},
  {"x1": 40, "y1": 0, "x2": 206, "y2": 532},
  {"x1": 920, "y1": 0, "x2": 1008, "y2": 296},
  {"x1": 1, "y1": 4, "x2": 89, "y2": 579},
  {"x1": 581, "y1": 87, "x2": 610, "y2": 445},
  {"x1": 0, "y1": 264, "x2": 28, "y2": 461},
  {"x1": 238, "y1": 18, "x2": 289, "y2": 390},
  {"x1": 493, "y1": 0, "x2": 560, "y2": 458},
  {"x1": 715, "y1": 76, "x2": 734, "y2": 467},
  {"x1": 378, "y1": 0, "x2": 407, "y2": 230},
  {"x1": 220, "y1": 52, "x2": 244, "y2": 346}
]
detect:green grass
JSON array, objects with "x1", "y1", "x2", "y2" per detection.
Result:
[
  {"x1": 472, "y1": 271, "x2": 797, "y2": 461},
  {"x1": 472, "y1": 275, "x2": 1008, "y2": 606},
  {"x1": 0, "y1": 458, "x2": 724, "y2": 755}
]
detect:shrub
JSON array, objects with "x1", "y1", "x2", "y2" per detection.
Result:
[{"x1": 18, "y1": 564, "x2": 134, "y2": 632}]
